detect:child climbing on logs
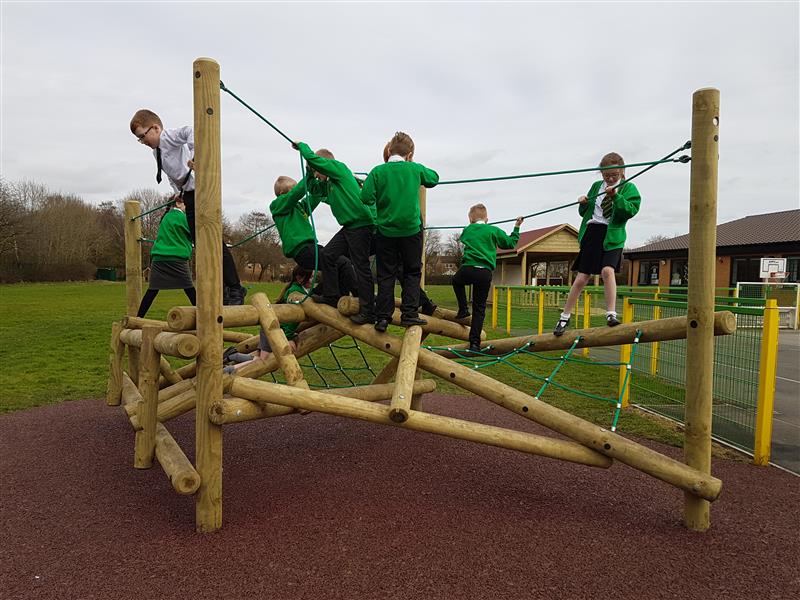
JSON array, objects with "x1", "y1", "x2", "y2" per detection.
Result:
[
  {"x1": 553, "y1": 152, "x2": 641, "y2": 336},
  {"x1": 452, "y1": 204, "x2": 523, "y2": 352},
  {"x1": 361, "y1": 132, "x2": 439, "y2": 332},
  {"x1": 224, "y1": 266, "x2": 312, "y2": 373},
  {"x1": 136, "y1": 198, "x2": 196, "y2": 317},
  {"x1": 129, "y1": 109, "x2": 247, "y2": 305},
  {"x1": 269, "y1": 175, "x2": 326, "y2": 272},
  {"x1": 291, "y1": 141, "x2": 377, "y2": 323}
]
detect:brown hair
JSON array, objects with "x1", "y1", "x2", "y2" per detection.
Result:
[
  {"x1": 599, "y1": 152, "x2": 625, "y2": 174},
  {"x1": 315, "y1": 149, "x2": 334, "y2": 159},
  {"x1": 468, "y1": 203, "x2": 488, "y2": 223},
  {"x1": 387, "y1": 132, "x2": 414, "y2": 158},
  {"x1": 274, "y1": 175, "x2": 297, "y2": 196},
  {"x1": 129, "y1": 109, "x2": 162, "y2": 134}
]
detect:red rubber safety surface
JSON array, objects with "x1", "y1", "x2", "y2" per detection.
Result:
[{"x1": 2, "y1": 395, "x2": 799, "y2": 600}]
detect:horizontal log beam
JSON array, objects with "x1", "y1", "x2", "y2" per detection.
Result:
[
  {"x1": 167, "y1": 304, "x2": 306, "y2": 331},
  {"x1": 119, "y1": 329, "x2": 199, "y2": 359},
  {"x1": 302, "y1": 302, "x2": 723, "y2": 501},
  {"x1": 230, "y1": 378, "x2": 611, "y2": 469},
  {"x1": 209, "y1": 379, "x2": 438, "y2": 425}
]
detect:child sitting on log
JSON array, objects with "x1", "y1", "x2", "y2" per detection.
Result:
[
  {"x1": 136, "y1": 198, "x2": 196, "y2": 318},
  {"x1": 224, "y1": 266, "x2": 312, "y2": 373},
  {"x1": 452, "y1": 204, "x2": 523, "y2": 352}
]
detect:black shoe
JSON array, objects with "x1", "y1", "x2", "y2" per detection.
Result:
[
  {"x1": 553, "y1": 316, "x2": 571, "y2": 337},
  {"x1": 468, "y1": 343, "x2": 482, "y2": 353},
  {"x1": 400, "y1": 316, "x2": 427, "y2": 326},
  {"x1": 350, "y1": 313, "x2": 376, "y2": 325},
  {"x1": 222, "y1": 345, "x2": 240, "y2": 364},
  {"x1": 607, "y1": 314, "x2": 621, "y2": 327},
  {"x1": 311, "y1": 294, "x2": 338, "y2": 308},
  {"x1": 420, "y1": 303, "x2": 438, "y2": 316},
  {"x1": 374, "y1": 319, "x2": 389, "y2": 332},
  {"x1": 223, "y1": 285, "x2": 246, "y2": 306},
  {"x1": 454, "y1": 310, "x2": 470, "y2": 320}
]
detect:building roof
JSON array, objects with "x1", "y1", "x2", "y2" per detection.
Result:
[
  {"x1": 628, "y1": 209, "x2": 800, "y2": 254},
  {"x1": 497, "y1": 224, "x2": 578, "y2": 255}
]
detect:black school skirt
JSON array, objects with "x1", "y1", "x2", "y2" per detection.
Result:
[
  {"x1": 571, "y1": 223, "x2": 623, "y2": 275},
  {"x1": 149, "y1": 260, "x2": 194, "y2": 290}
]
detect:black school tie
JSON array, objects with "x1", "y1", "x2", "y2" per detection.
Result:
[
  {"x1": 155, "y1": 147, "x2": 163, "y2": 184},
  {"x1": 601, "y1": 195, "x2": 612, "y2": 220}
]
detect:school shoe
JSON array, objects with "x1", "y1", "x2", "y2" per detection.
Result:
[
  {"x1": 350, "y1": 313, "x2": 376, "y2": 325},
  {"x1": 400, "y1": 316, "x2": 427, "y2": 326},
  {"x1": 311, "y1": 294, "x2": 338, "y2": 308},
  {"x1": 374, "y1": 318, "x2": 390, "y2": 332},
  {"x1": 222, "y1": 346, "x2": 240, "y2": 364},
  {"x1": 420, "y1": 302, "x2": 438, "y2": 316},
  {"x1": 607, "y1": 314, "x2": 621, "y2": 327},
  {"x1": 468, "y1": 343, "x2": 482, "y2": 353},
  {"x1": 224, "y1": 284, "x2": 246, "y2": 306},
  {"x1": 553, "y1": 316, "x2": 571, "y2": 337},
  {"x1": 455, "y1": 310, "x2": 471, "y2": 320}
]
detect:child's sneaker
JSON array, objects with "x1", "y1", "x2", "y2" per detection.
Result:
[
  {"x1": 553, "y1": 315, "x2": 571, "y2": 337},
  {"x1": 606, "y1": 314, "x2": 621, "y2": 327}
]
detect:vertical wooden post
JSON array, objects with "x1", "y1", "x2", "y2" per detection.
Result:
[
  {"x1": 134, "y1": 326, "x2": 161, "y2": 468},
  {"x1": 506, "y1": 287, "x2": 512, "y2": 334},
  {"x1": 582, "y1": 290, "x2": 591, "y2": 357},
  {"x1": 618, "y1": 298, "x2": 634, "y2": 407},
  {"x1": 106, "y1": 321, "x2": 124, "y2": 406},
  {"x1": 389, "y1": 326, "x2": 423, "y2": 423},
  {"x1": 419, "y1": 187, "x2": 427, "y2": 289},
  {"x1": 537, "y1": 288, "x2": 545, "y2": 335},
  {"x1": 754, "y1": 299, "x2": 779, "y2": 465},
  {"x1": 491, "y1": 286, "x2": 498, "y2": 329},
  {"x1": 683, "y1": 87, "x2": 720, "y2": 532},
  {"x1": 124, "y1": 201, "x2": 143, "y2": 317},
  {"x1": 193, "y1": 57, "x2": 224, "y2": 533}
]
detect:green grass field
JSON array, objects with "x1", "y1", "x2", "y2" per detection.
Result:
[{"x1": 0, "y1": 281, "x2": 684, "y2": 446}]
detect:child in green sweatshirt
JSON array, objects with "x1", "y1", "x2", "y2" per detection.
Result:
[
  {"x1": 269, "y1": 175, "x2": 325, "y2": 272},
  {"x1": 292, "y1": 141, "x2": 376, "y2": 321},
  {"x1": 136, "y1": 198, "x2": 196, "y2": 317},
  {"x1": 361, "y1": 132, "x2": 439, "y2": 332},
  {"x1": 553, "y1": 152, "x2": 641, "y2": 336},
  {"x1": 453, "y1": 205, "x2": 523, "y2": 351}
]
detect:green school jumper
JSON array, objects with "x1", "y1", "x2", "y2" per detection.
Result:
[
  {"x1": 269, "y1": 177, "x2": 323, "y2": 259},
  {"x1": 360, "y1": 160, "x2": 439, "y2": 237},
  {"x1": 577, "y1": 180, "x2": 641, "y2": 250},
  {"x1": 152, "y1": 208, "x2": 192, "y2": 262},
  {"x1": 459, "y1": 223, "x2": 520, "y2": 270},
  {"x1": 296, "y1": 142, "x2": 376, "y2": 228}
]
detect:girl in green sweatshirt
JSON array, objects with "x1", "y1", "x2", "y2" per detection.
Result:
[
  {"x1": 553, "y1": 152, "x2": 641, "y2": 336},
  {"x1": 136, "y1": 199, "x2": 196, "y2": 317},
  {"x1": 453, "y1": 204, "x2": 523, "y2": 351}
]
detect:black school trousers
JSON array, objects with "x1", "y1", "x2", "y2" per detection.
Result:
[
  {"x1": 321, "y1": 225, "x2": 375, "y2": 316},
  {"x1": 452, "y1": 265, "x2": 492, "y2": 346},
  {"x1": 375, "y1": 230, "x2": 422, "y2": 321},
  {"x1": 182, "y1": 191, "x2": 241, "y2": 288}
]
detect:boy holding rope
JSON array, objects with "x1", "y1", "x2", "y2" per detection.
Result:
[{"x1": 129, "y1": 109, "x2": 247, "y2": 305}]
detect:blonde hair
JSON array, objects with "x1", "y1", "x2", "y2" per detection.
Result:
[
  {"x1": 468, "y1": 203, "x2": 488, "y2": 223},
  {"x1": 599, "y1": 152, "x2": 625, "y2": 175},
  {"x1": 387, "y1": 132, "x2": 414, "y2": 158},
  {"x1": 315, "y1": 148, "x2": 334, "y2": 159},
  {"x1": 129, "y1": 109, "x2": 162, "y2": 134},
  {"x1": 274, "y1": 175, "x2": 297, "y2": 196}
]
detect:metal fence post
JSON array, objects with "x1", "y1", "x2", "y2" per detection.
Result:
[
  {"x1": 506, "y1": 287, "x2": 512, "y2": 335},
  {"x1": 537, "y1": 288, "x2": 545, "y2": 335},
  {"x1": 618, "y1": 297, "x2": 634, "y2": 407},
  {"x1": 491, "y1": 286, "x2": 498, "y2": 329},
  {"x1": 582, "y1": 290, "x2": 591, "y2": 357},
  {"x1": 651, "y1": 291, "x2": 661, "y2": 375},
  {"x1": 754, "y1": 299, "x2": 779, "y2": 465}
]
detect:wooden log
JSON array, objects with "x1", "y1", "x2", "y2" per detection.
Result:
[
  {"x1": 125, "y1": 316, "x2": 252, "y2": 344},
  {"x1": 130, "y1": 388, "x2": 197, "y2": 431},
  {"x1": 209, "y1": 379, "x2": 438, "y2": 425},
  {"x1": 160, "y1": 356, "x2": 182, "y2": 385},
  {"x1": 193, "y1": 56, "x2": 224, "y2": 533},
  {"x1": 155, "y1": 422, "x2": 201, "y2": 495},
  {"x1": 126, "y1": 378, "x2": 195, "y2": 420},
  {"x1": 134, "y1": 327, "x2": 161, "y2": 469},
  {"x1": 124, "y1": 200, "x2": 142, "y2": 317},
  {"x1": 389, "y1": 326, "x2": 423, "y2": 423},
  {"x1": 230, "y1": 378, "x2": 612, "y2": 469},
  {"x1": 337, "y1": 296, "x2": 481, "y2": 341},
  {"x1": 434, "y1": 312, "x2": 737, "y2": 359},
  {"x1": 684, "y1": 88, "x2": 720, "y2": 532},
  {"x1": 119, "y1": 328, "x2": 200, "y2": 359},
  {"x1": 124, "y1": 316, "x2": 169, "y2": 330},
  {"x1": 302, "y1": 302, "x2": 723, "y2": 501},
  {"x1": 251, "y1": 292, "x2": 308, "y2": 389},
  {"x1": 106, "y1": 321, "x2": 124, "y2": 406},
  {"x1": 371, "y1": 357, "x2": 399, "y2": 385},
  {"x1": 121, "y1": 372, "x2": 142, "y2": 407},
  {"x1": 393, "y1": 298, "x2": 471, "y2": 325},
  {"x1": 167, "y1": 304, "x2": 306, "y2": 331}
]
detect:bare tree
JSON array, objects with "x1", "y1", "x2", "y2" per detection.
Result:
[
  {"x1": 645, "y1": 234, "x2": 671, "y2": 245},
  {"x1": 424, "y1": 229, "x2": 442, "y2": 275},
  {"x1": 445, "y1": 232, "x2": 464, "y2": 268},
  {"x1": 230, "y1": 211, "x2": 282, "y2": 281}
]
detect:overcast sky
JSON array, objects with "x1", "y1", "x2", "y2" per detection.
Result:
[{"x1": 2, "y1": 1, "x2": 798, "y2": 248}]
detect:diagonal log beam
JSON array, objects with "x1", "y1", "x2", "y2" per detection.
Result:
[
  {"x1": 301, "y1": 301, "x2": 723, "y2": 501},
  {"x1": 389, "y1": 326, "x2": 423, "y2": 423},
  {"x1": 230, "y1": 378, "x2": 612, "y2": 469}
]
